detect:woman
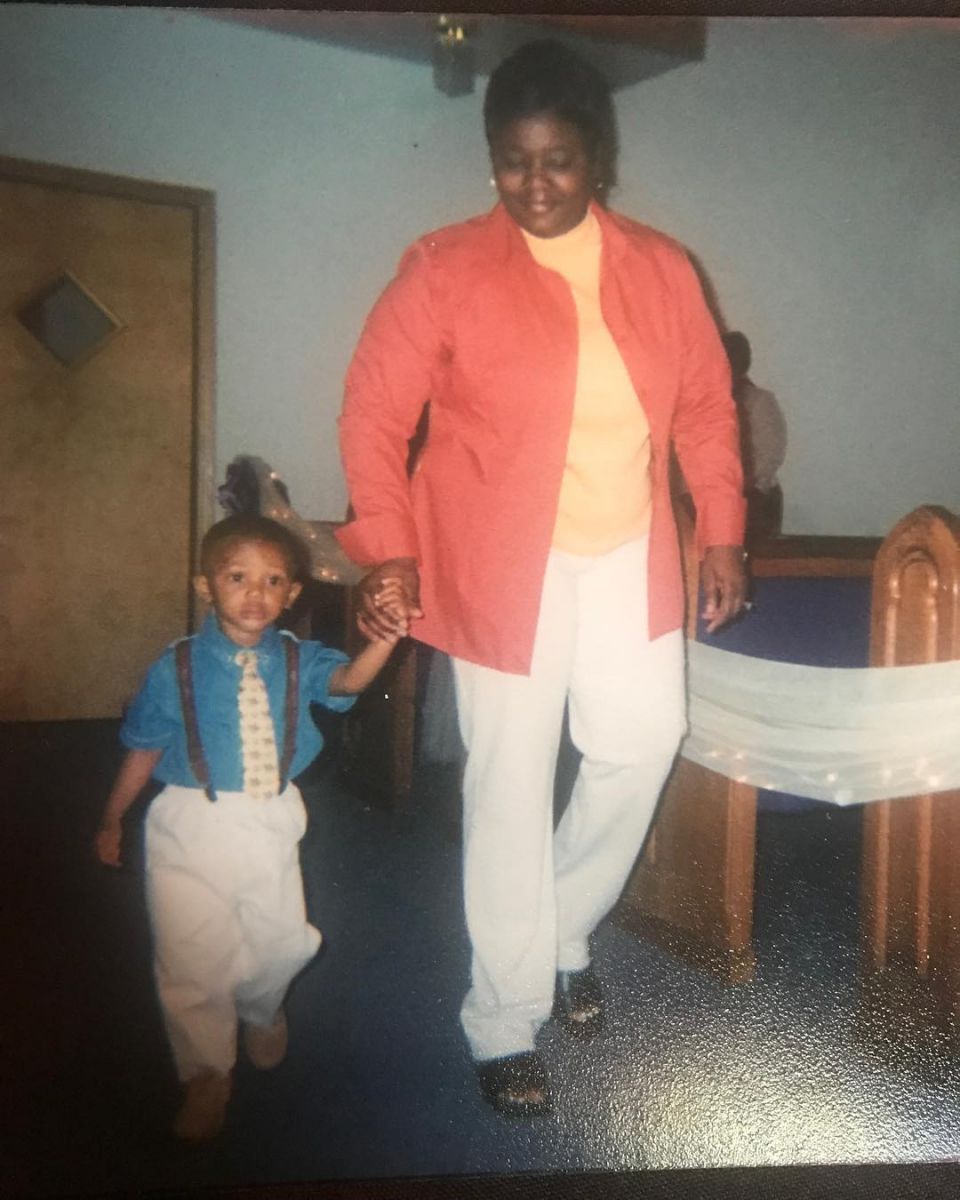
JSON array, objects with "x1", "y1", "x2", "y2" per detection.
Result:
[{"x1": 336, "y1": 41, "x2": 746, "y2": 1116}]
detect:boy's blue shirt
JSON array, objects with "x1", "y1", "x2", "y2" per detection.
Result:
[{"x1": 120, "y1": 613, "x2": 355, "y2": 790}]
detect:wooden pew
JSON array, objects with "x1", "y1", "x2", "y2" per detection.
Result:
[
  {"x1": 615, "y1": 505, "x2": 757, "y2": 981},
  {"x1": 293, "y1": 527, "x2": 419, "y2": 809},
  {"x1": 860, "y1": 506, "x2": 960, "y2": 1040},
  {"x1": 307, "y1": 505, "x2": 960, "y2": 1028},
  {"x1": 616, "y1": 512, "x2": 882, "y2": 983},
  {"x1": 342, "y1": 586, "x2": 419, "y2": 808},
  {"x1": 617, "y1": 505, "x2": 959, "y2": 1003}
]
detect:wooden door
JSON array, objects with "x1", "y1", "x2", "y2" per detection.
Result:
[
  {"x1": 616, "y1": 505, "x2": 758, "y2": 982},
  {"x1": 860, "y1": 506, "x2": 960, "y2": 1035},
  {"x1": 0, "y1": 157, "x2": 214, "y2": 720}
]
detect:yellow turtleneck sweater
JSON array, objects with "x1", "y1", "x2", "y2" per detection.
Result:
[{"x1": 523, "y1": 209, "x2": 652, "y2": 555}]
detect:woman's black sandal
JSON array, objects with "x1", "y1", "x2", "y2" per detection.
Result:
[
  {"x1": 552, "y1": 965, "x2": 605, "y2": 1038},
  {"x1": 475, "y1": 1051, "x2": 552, "y2": 1117}
]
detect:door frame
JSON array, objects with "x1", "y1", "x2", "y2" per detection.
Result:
[{"x1": 0, "y1": 153, "x2": 215, "y2": 630}]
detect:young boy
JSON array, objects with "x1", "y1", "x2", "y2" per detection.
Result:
[{"x1": 95, "y1": 514, "x2": 406, "y2": 1142}]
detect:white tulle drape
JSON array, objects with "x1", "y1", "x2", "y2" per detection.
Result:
[
  {"x1": 239, "y1": 459, "x2": 959, "y2": 808},
  {"x1": 682, "y1": 641, "x2": 960, "y2": 806}
]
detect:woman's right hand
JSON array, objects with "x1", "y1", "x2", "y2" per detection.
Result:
[{"x1": 355, "y1": 557, "x2": 423, "y2": 642}]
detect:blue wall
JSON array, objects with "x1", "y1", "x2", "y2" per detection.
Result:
[{"x1": 2, "y1": 10, "x2": 957, "y2": 535}]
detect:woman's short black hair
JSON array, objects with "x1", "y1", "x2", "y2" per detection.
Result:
[{"x1": 483, "y1": 40, "x2": 618, "y2": 191}]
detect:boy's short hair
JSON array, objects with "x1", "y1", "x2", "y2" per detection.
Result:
[{"x1": 199, "y1": 515, "x2": 309, "y2": 582}]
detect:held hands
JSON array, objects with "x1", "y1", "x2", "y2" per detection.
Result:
[
  {"x1": 700, "y1": 544, "x2": 748, "y2": 634},
  {"x1": 356, "y1": 558, "x2": 422, "y2": 644},
  {"x1": 365, "y1": 578, "x2": 411, "y2": 644},
  {"x1": 331, "y1": 561, "x2": 422, "y2": 694},
  {"x1": 95, "y1": 821, "x2": 123, "y2": 868}
]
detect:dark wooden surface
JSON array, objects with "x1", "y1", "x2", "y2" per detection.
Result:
[
  {"x1": 750, "y1": 534, "x2": 883, "y2": 578},
  {"x1": 860, "y1": 506, "x2": 960, "y2": 1039}
]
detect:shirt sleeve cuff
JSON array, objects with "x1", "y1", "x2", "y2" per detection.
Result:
[
  {"x1": 118, "y1": 726, "x2": 168, "y2": 751},
  {"x1": 695, "y1": 493, "x2": 747, "y2": 556},
  {"x1": 335, "y1": 513, "x2": 420, "y2": 568}
]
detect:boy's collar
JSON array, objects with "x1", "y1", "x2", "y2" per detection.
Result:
[{"x1": 196, "y1": 612, "x2": 283, "y2": 662}]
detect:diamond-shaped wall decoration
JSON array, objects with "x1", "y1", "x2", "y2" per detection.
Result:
[{"x1": 17, "y1": 273, "x2": 121, "y2": 367}]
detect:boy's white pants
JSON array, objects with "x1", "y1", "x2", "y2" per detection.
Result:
[
  {"x1": 453, "y1": 535, "x2": 687, "y2": 1062},
  {"x1": 145, "y1": 782, "x2": 321, "y2": 1081}
]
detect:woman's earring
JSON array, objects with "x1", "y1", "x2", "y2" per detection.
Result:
[{"x1": 489, "y1": 176, "x2": 497, "y2": 189}]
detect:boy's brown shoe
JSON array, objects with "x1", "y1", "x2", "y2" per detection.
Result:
[
  {"x1": 172, "y1": 1070, "x2": 231, "y2": 1142},
  {"x1": 243, "y1": 1009, "x2": 288, "y2": 1070}
]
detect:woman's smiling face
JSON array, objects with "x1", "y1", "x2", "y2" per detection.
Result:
[{"x1": 490, "y1": 111, "x2": 595, "y2": 239}]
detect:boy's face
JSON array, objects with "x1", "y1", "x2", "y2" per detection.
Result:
[{"x1": 194, "y1": 538, "x2": 302, "y2": 647}]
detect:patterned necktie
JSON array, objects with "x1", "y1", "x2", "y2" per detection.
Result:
[{"x1": 235, "y1": 650, "x2": 280, "y2": 800}]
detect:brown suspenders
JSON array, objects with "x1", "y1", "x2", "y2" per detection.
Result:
[
  {"x1": 174, "y1": 637, "x2": 300, "y2": 803},
  {"x1": 175, "y1": 639, "x2": 217, "y2": 803},
  {"x1": 280, "y1": 638, "x2": 300, "y2": 790}
]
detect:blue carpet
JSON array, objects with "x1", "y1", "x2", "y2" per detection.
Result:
[{"x1": 5, "y1": 576, "x2": 960, "y2": 1193}]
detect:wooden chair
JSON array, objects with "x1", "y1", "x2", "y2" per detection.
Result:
[
  {"x1": 619, "y1": 504, "x2": 959, "y2": 1006},
  {"x1": 309, "y1": 497, "x2": 960, "y2": 1029},
  {"x1": 616, "y1": 504, "x2": 758, "y2": 982},
  {"x1": 341, "y1": 587, "x2": 419, "y2": 809},
  {"x1": 292, "y1": 523, "x2": 419, "y2": 810},
  {"x1": 616, "y1": 511, "x2": 885, "y2": 983},
  {"x1": 859, "y1": 506, "x2": 960, "y2": 1040},
  {"x1": 335, "y1": 410, "x2": 428, "y2": 808}
]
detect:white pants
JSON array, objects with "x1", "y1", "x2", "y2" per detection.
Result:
[
  {"x1": 145, "y1": 783, "x2": 322, "y2": 1081},
  {"x1": 453, "y1": 536, "x2": 686, "y2": 1061}
]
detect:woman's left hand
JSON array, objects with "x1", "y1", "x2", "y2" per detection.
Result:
[{"x1": 701, "y1": 544, "x2": 748, "y2": 633}]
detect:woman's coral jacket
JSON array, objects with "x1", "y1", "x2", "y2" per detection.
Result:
[{"x1": 336, "y1": 202, "x2": 745, "y2": 676}]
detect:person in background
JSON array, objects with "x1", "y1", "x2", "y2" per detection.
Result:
[
  {"x1": 336, "y1": 41, "x2": 746, "y2": 1116},
  {"x1": 722, "y1": 330, "x2": 788, "y2": 540}
]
